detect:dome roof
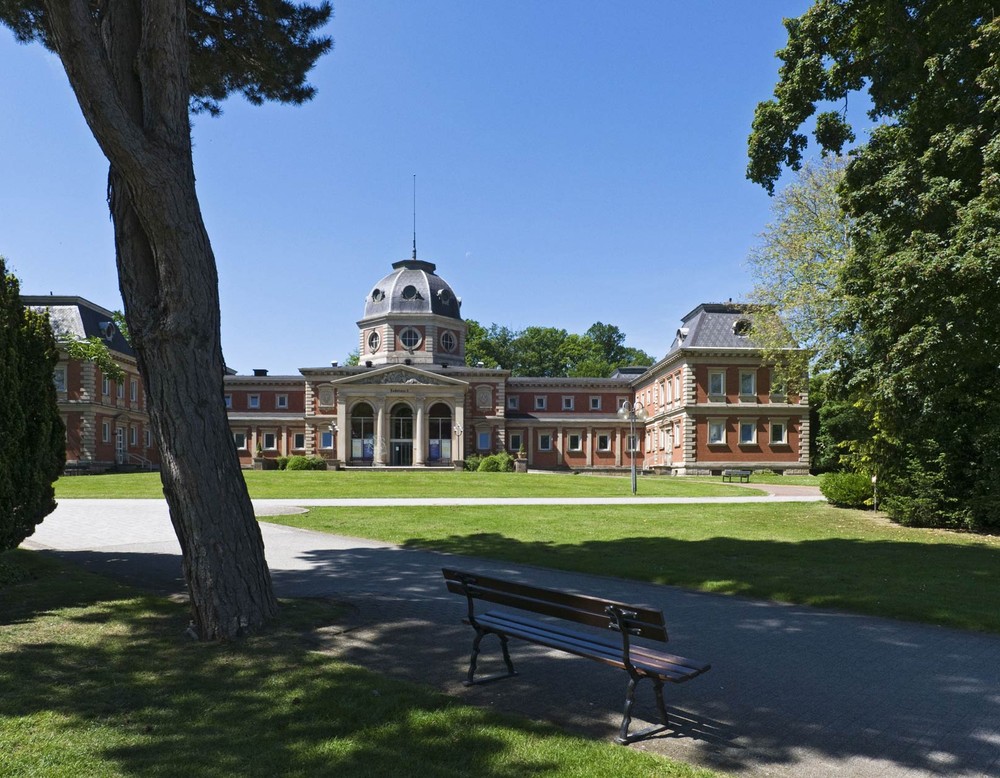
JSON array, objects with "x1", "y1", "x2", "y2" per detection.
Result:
[{"x1": 362, "y1": 258, "x2": 462, "y2": 321}]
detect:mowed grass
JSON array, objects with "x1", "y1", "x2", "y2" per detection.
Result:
[
  {"x1": 266, "y1": 502, "x2": 1000, "y2": 634},
  {"x1": 0, "y1": 551, "x2": 718, "y2": 778},
  {"x1": 55, "y1": 469, "x2": 764, "y2": 499}
]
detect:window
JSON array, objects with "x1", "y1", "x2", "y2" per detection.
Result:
[
  {"x1": 672, "y1": 423, "x2": 681, "y2": 448},
  {"x1": 568, "y1": 433, "x2": 582, "y2": 451},
  {"x1": 673, "y1": 374, "x2": 681, "y2": 402},
  {"x1": 589, "y1": 396, "x2": 601, "y2": 410},
  {"x1": 616, "y1": 396, "x2": 628, "y2": 411},
  {"x1": 733, "y1": 318, "x2": 752, "y2": 337},
  {"x1": 224, "y1": 394, "x2": 232, "y2": 409},
  {"x1": 53, "y1": 366, "x2": 67, "y2": 393},
  {"x1": 368, "y1": 330, "x2": 381, "y2": 353},
  {"x1": 477, "y1": 431, "x2": 491, "y2": 451},
  {"x1": 440, "y1": 331, "x2": 457, "y2": 353},
  {"x1": 399, "y1": 327, "x2": 421, "y2": 350},
  {"x1": 708, "y1": 419, "x2": 726, "y2": 445},
  {"x1": 145, "y1": 430, "x2": 152, "y2": 449},
  {"x1": 233, "y1": 432, "x2": 247, "y2": 449},
  {"x1": 708, "y1": 370, "x2": 725, "y2": 397},
  {"x1": 597, "y1": 434, "x2": 611, "y2": 451},
  {"x1": 102, "y1": 421, "x2": 111, "y2": 443},
  {"x1": 740, "y1": 370, "x2": 757, "y2": 397},
  {"x1": 770, "y1": 421, "x2": 787, "y2": 445},
  {"x1": 117, "y1": 381, "x2": 124, "y2": 399},
  {"x1": 102, "y1": 375, "x2": 110, "y2": 395},
  {"x1": 665, "y1": 380, "x2": 672, "y2": 405},
  {"x1": 320, "y1": 431, "x2": 334, "y2": 449},
  {"x1": 130, "y1": 378, "x2": 138, "y2": 402},
  {"x1": 130, "y1": 426, "x2": 137, "y2": 446},
  {"x1": 739, "y1": 420, "x2": 757, "y2": 445},
  {"x1": 248, "y1": 394, "x2": 260, "y2": 409},
  {"x1": 627, "y1": 435, "x2": 638, "y2": 452},
  {"x1": 507, "y1": 396, "x2": 519, "y2": 410},
  {"x1": 562, "y1": 396, "x2": 574, "y2": 411},
  {"x1": 538, "y1": 433, "x2": 552, "y2": 451},
  {"x1": 263, "y1": 432, "x2": 277, "y2": 450},
  {"x1": 770, "y1": 370, "x2": 787, "y2": 399},
  {"x1": 534, "y1": 396, "x2": 547, "y2": 411},
  {"x1": 509, "y1": 433, "x2": 522, "y2": 452},
  {"x1": 276, "y1": 394, "x2": 288, "y2": 409},
  {"x1": 293, "y1": 432, "x2": 305, "y2": 449}
]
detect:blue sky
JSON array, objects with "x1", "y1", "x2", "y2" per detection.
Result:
[{"x1": 2, "y1": 1, "x2": 814, "y2": 375}]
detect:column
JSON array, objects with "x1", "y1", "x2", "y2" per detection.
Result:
[
  {"x1": 376, "y1": 399, "x2": 388, "y2": 466},
  {"x1": 414, "y1": 400, "x2": 426, "y2": 466},
  {"x1": 454, "y1": 402, "x2": 466, "y2": 462},
  {"x1": 336, "y1": 398, "x2": 348, "y2": 463},
  {"x1": 586, "y1": 427, "x2": 593, "y2": 467}
]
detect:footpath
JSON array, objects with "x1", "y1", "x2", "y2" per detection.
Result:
[{"x1": 22, "y1": 495, "x2": 1000, "y2": 778}]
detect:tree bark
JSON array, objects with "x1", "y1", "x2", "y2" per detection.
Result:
[{"x1": 44, "y1": 0, "x2": 278, "y2": 639}]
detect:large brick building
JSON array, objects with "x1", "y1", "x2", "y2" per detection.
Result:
[{"x1": 30, "y1": 256, "x2": 810, "y2": 475}]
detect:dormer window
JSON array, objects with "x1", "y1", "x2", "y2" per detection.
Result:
[
  {"x1": 733, "y1": 319, "x2": 752, "y2": 337},
  {"x1": 371, "y1": 288, "x2": 385, "y2": 302},
  {"x1": 401, "y1": 284, "x2": 423, "y2": 300}
]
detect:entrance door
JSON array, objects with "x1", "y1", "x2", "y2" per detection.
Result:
[{"x1": 390, "y1": 404, "x2": 414, "y2": 466}]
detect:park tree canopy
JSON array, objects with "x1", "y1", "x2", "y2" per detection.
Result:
[
  {"x1": 748, "y1": 1, "x2": 1000, "y2": 529},
  {"x1": 0, "y1": 1, "x2": 332, "y2": 638},
  {"x1": 0, "y1": 258, "x2": 65, "y2": 552}
]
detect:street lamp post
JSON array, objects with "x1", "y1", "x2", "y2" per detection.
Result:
[{"x1": 618, "y1": 400, "x2": 649, "y2": 495}]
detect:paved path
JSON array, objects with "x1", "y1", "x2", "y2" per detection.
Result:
[{"x1": 22, "y1": 499, "x2": 1000, "y2": 778}]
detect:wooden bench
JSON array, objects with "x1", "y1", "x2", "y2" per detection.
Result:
[
  {"x1": 442, "y1": 568, "x2": 711, "y2": 744},
  {"x1": 722, "y1": 469, "x2": 752, "y2": 483}
]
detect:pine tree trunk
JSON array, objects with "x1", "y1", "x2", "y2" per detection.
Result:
[{"x1": 45, "y1": 0, "x2": 278, "y2": 639}]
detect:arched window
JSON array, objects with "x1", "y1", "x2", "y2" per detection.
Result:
[
  {"x1": 427, "y1": 402, "x2": 452, "y2": 463},
  {"x1": 350, "y1": 402, "x2": 375, "y2": 461}
]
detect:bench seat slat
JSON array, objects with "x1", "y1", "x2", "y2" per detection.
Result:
[{"x1": 476, "y1": 611, "x2": 709, "y2": 683}]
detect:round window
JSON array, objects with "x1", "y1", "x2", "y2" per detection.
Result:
[
  {"x1": 399, "y1": 327, "x2": 421, "y2": 350},
  {"x1": 440, "y1": 331, "x2": 456, "y2": 353},
  {"x1": 371, "y1": 288, "x2": 385, "y2": 302},
  {"x1": 402, "y1": 284, "x2": 419, "y2": 300},
  {"x1": 367, "y1": 331, "x2": 381, "y2": 353}
]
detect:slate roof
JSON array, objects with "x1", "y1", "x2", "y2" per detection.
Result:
[
  {"x1": 22, "y1": 295, "x2": 135, "y2": 357},
  {"x1": 360, "y1": 258, "x2": 463, "y2": 322},
  {"x1": 666, "y1": 302, "x2": 761, "y2": 353}
]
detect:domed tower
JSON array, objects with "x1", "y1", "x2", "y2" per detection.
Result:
[{"x1": 357, "y1": 257, "x2": 466, "y2": 367}]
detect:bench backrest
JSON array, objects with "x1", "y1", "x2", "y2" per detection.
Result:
[{"x1": 443, "y1": 568, "x2": 668, "y2": 643}]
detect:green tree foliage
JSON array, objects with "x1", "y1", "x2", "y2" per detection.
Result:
[
  {"x1": 748, "y1": 2, "x2": 1000, "y2": 529},
  {"x1": 465, "y1": 320, "x2": 653, "y2": 378},
  {"x1": 0, "y1": 258, "x2": 65, "y2": 551}
]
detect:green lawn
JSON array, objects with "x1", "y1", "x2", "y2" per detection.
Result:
[
  {"x1": 265, "y1": 502, "x2": 1000, "y2": 634},
  {"x1": 0, "y1": 551, "x2": 717, "y2": 778},
  {"x1": 55, "y1": 469, "x2": 766, "y2": 498}
]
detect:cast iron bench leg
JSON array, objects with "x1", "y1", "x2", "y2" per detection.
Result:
[
  {"x1": 464, "y1": 629, "x2": 517, "y2": 686},
  {"x1": 617, "y1": 673, "x2": 670, "y2": 745}
]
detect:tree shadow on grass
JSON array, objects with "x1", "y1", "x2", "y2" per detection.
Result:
[{"x1": 0, "y1": 564, "x2": 658, "y2": 778}]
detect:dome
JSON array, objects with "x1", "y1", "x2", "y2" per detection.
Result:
[{"x1": 363, "y1": 259, "x2": 462, "y2": 321}]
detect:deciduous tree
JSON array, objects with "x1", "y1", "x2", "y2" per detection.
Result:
[
  {"x1": 0, "y1": 258, "x2": 65, "y2": 552},
  {"x1": 1, "y1": 1, "x2": 332, "y2": 637},
  {"x1": 748, "y1": 1, "x2": 1000, "y2": 529}
]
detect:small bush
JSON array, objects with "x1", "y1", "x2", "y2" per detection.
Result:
[
  {"x1": 820, "y1": 472, "x2": 873, "y2": 509},
  {"x1": 275, "y1": 456, "x2": 290, "y2": 471},
  {"x1": 306, "y1": 456, "x2": 327, "y2": 471},
  {"x1": 464, "y1": 454, "x2": 483, "y2": 472},
  {"x1": 478, "y1": 452, "x2": 515, "y2": 472}
]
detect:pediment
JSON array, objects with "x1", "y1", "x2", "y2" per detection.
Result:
[{"x1": 332, "y1": 364, "x2": 468, "y2": 388}]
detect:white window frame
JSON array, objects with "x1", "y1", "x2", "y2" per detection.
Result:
[
  {"x1": 740, "y1": 370, "x2": 757, "y2": 398},
  {"x1": 562, "y1": 396, "x2": 574, "y2": 411},
  {"x1": 233, "y1": 432, "x2": 247, "y2": 450},
  {"x1": 674, "y1": 374, "x2": 681, "y2": 403},
  {"x1": 130, "y1": 378, "x2": 138, "y2": 402},
  {"x1": 320, "y1": 431, "x2": 334, "y2": 449},
  {"x1": 293, "y1": 432, "x2": 305, "y2": 450},
  {"x1": 508, "y1": 432, "x2": 522, "y2": 452},
  {"x1": 708, "y1": 370, "x2": 725, "y2": 397},
  {"x1": 145, "y1": 430, "x2": 152, "y2": 449},
  {"x1": 708, "y1": 418, "x2": 726, "y2": 446},
  {"x1": 589, "y1": 396, "x2": 601, "y2": 410},
  {"x1": 224, "y1": 394, "x2": 233, "y2": 409},
  {"x1": 672, "y1": 422, "x2": 681, "y2": 448},
  {"x1": 538, "y1": 433, "x2": 552, "y2": 451},
  {"x1": 770, "y1": 420, "x2": 788, "y2": 445},
  {"x1": 248, "y1": 394, "x2": 261, "y2": 409},
  {"x1": 263, "y1": 432, "x2": 277, "y2": 450},
  {"x1": 102, "y1": 375, "x2": 110, "y2": 396},
  {"x1": 129, "y1": 426, "x2": 137, "y2": 446},
  {"x1": 398, "y1": 327, "x2": 422, "y2": 351},
  {"x1": 477, "y1": 431, "x2": 491, "y2": 451},
  {"x1": 739, "y1": 419, "x2": 757, "y2": 446},
  {"x1": 53, "y1": 366, "x2": 67, "y2": 393},
  {"x1": 102, "y1": 421, "x2": 111, "y2": 443},
  {"x1": 568, "y1": 433, "x2": 582, "y2": 451},
  {"x1": 507, "y1": 396, "x2": 519, "y2": 410},
  {"x1": 597, "y1": 434, "x2": 611, "y2": 451},
  {"x1": 627, "y1": 434, "x2": 639, "y2": 453},
  {"x1": 116, "y1": 381, "x2": 125, "y2": 399},
  {"x1": 534, "y1": 395, "x2": 547, "y2": 411},
  {"x1": 276, "y1": 394, "x2": 289, "y2": 410}
]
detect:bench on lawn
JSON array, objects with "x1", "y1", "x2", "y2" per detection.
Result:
[
  {"x1": 442, "y1": 567, "x2": 711, "y2": 744},
  {"x1": 722, "y1": 469, "x2": 752, "y2": 483}
]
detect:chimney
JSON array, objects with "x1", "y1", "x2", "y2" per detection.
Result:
[{"x1": 253, "y1": 368, "x2": 268, "y2": 377}]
